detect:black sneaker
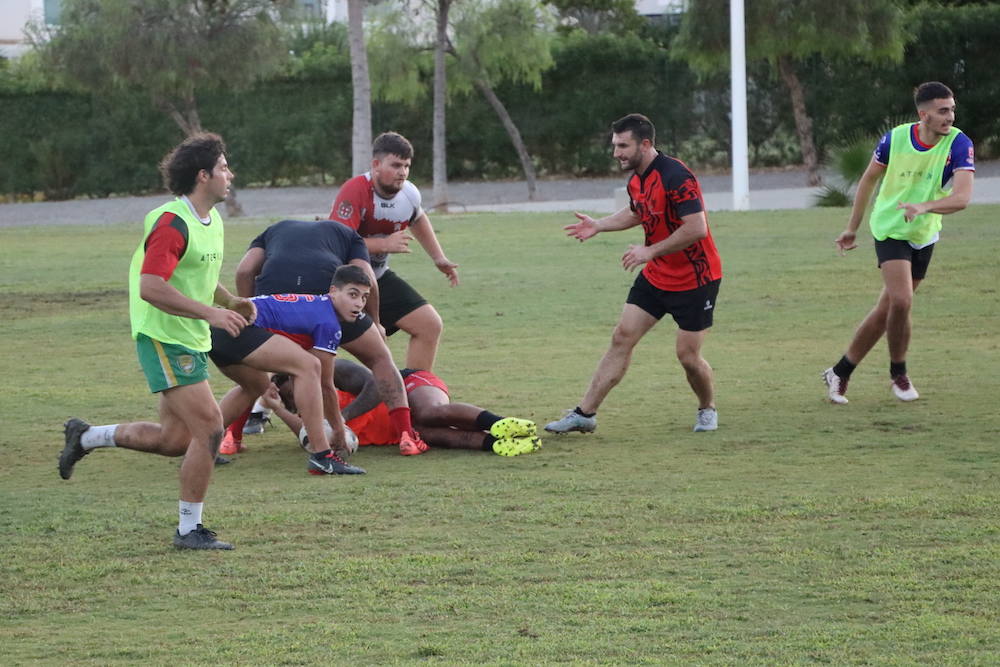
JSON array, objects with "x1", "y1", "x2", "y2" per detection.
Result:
[
  {"x1": 308, "y1": 450, "x2": 366, "y2": 475},
  {"x1": 173, "y1": 524, "x2": 234, "y2": 550},
  {"x1": 242, "y1": 412, "x2": 270, "y2": 435},
  {"x1": 59, "y1": 418, "x2": 92, "y2": 480}
]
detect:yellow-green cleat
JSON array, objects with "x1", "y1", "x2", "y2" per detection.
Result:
[
  {"x1": 492, "y1": 435, "x2": 541, "y2": 457},
  {"x1": 489, "y1": 417, "x2": 537, "y2": 440}
]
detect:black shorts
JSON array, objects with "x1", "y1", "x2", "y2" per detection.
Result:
[
  {"x1": 378, "y1": 269, "x2": 429, "y2": 336},
  {"x1": 626, "y1": 274, "x2": 720, "y2": 332},
  {"x1": 340, "y1": 312, "x2": 375, "y2": 344},
  {"x1": 209, "y1": 325, "x2": 273, "y2": 367},
  {"x1": 874, "y1": 238, "x2": 935, "y2": 280}
]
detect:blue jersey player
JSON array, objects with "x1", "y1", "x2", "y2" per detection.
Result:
[{"x1": 208, "y1": 265, "x2": 373, "y2": 475}]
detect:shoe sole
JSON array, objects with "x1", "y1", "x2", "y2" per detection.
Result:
[{"x1": 543, "y1": 426, "x2": 595, "y2": 434}]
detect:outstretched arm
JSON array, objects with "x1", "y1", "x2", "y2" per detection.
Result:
[
  {"x1": 409, "y1": 212, "x2": 459, "y2": 286},
  {"x1": 565, "y1": 207, "x2": 641, "y2": 241}
]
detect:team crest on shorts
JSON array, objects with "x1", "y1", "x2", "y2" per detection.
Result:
[
  {"x1": 337, "y1": 201, "x2": 354, "y2": 220},
  {"x1": 177, "y1": 355, "x2": 196, "y2": 374}
]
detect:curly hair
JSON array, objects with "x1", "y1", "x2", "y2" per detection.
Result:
[{"x1": 159, "y1": 133, "x2": 226, "y2": 196}]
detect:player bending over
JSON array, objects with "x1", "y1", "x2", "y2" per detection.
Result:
[{"x1": 208, "y1": 265, "x2": 374, "y2": 475}]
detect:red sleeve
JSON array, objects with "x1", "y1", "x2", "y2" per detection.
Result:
[
  {"x1": 140, "y1": 213, "x2": 188, "y2": 281},
  {"x1": 329, "y1": 177, "x2": 367, "y2": 230}
]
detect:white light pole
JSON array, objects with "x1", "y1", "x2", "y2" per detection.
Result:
[{"x1": 730, "y1": 0, "x2": 750, "y2": 210}]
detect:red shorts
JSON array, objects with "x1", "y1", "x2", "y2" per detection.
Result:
[{"x1": 403, "y1": 370, "x2": 449, "y2": 396}]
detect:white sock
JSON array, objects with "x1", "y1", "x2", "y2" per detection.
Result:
[
  {"x1": 80, "y1": 424, "x2": 118, "y2": 449},
  {"x1": 178, "y1": 501, "x2": 203, "y2": 535},
  {"x1": 250, "y1": 400, "x2": 271, "y2": 418}
]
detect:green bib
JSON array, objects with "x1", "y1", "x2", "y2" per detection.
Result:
[
  {"x1": 128, "y1": 198, "x2": 225, "y2": 351},
  {"x1": 869, "y1": 123, "x2": 960, "y2": 246}
]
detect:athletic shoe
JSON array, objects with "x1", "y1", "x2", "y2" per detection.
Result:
[
  {"x1": 308, "y1": 450, "x2": 366, "y2": 475},
  {"x1": 693, "y1": 408, "x2": 718, "y2": 432},
  {"x1": 399, "y1": 431, "x2": 430, "y2": 456},
  {"x1": 492, "y1": 436, "x2": 542, "y2": 457},
  {"x1": 59, "y1": 418, "x2": 92, "y2": 480},
  {"x1": 219, "y1": 431, "x2": 245, "y2": 455},
  {"x1": 891, "y1": 375, "x2": 919, "y2": 401},
  {"x1": 822, "y1": 368, "x2": 849, "y2": 404},
  {"x1": 544, "y1": 409, "x2": 596, "y2": 434},
  {"x1": 219, "y1": 428, "x2": 247, "y2": 456},
  {"x1": 173, "y1": 524, "x2": 234, "y2": 550},
  {"x1": 242, "y1": 412, "x2": 270, "y2": 435},
  {"x1": 214, "y1": 455, "x2": 231, "y2": 466},
  {"x1": 489, "y1": 417, "x2": 537, "y2": 440}
]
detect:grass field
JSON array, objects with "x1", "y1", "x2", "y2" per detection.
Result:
[{"x1": 2, "y1": 204, "x2": 999, "y2": 664}]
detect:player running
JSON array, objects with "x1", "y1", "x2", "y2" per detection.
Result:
[{"x1": 545, "y1": 113, "x2": 723, "y2": 435}]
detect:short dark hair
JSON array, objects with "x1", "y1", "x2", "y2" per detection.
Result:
[
  {"x1": 159, "y1": 133, "x2": 226, "y2": 196},
  {"x1": 372, "y1": 132, "x2": 413, "y2": 160},
  {"x1": 331, "y1": 264, "x2": 371, "y2": 289},
  {"x1": 914, "y1": 82, "x2": 954, "y2": 107},
  {"x1": 611, "y1": 113, "x2": 656, "y2": 145}
]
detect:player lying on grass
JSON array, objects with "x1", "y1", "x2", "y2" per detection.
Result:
[{"x1": 264, "y1": 359, "x2": 541, "y2": 456}]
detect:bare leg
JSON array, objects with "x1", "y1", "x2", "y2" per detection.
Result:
[
  {"x1": 579, "y1": 304, "x2": 658, "y2": 413},
  {"x1": 676, "y1": 329, "x2": 714, "y2": 409},
  {"x1": 394, "y1": 303, "x2": 443, "y2": 371},
  {"x1": 881, "y1": 260, "x2": 915, "y2": 364},
  {"x1": 844, "y1": 269, "x2": 921, "y2": 366},
  {"x1": 226, "y1": 336, "x2": 329, "y2": 453},
  {"x1": 158, "y1": 382, "x2": 225, "y2": 504},
  {"x1": 416, "y1": 425, "x2": 485, "y2": 450}
]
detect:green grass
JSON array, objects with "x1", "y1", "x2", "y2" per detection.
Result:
[{"x1": 2, "y1": 205, "x2": 999, "y2": 664}]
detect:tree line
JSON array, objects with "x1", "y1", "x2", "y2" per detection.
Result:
[{"x1": 1, "y1": 0, "x2": 997, "y2": 205}]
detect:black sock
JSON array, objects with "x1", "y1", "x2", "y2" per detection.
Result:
[
  {"x1": 481, "y1": 433, "x2": 497, "y2": 451},
  {"x1": 310, "y1": 449, "x2": 331, "y2": 459},
  {"x1": 890, "y1": 361, "x2": 907, "y2": 378},
  {"x1": 475, "y1": 410, "x2": 504, "y2": 431},
  {"x1": 832, "y1": 355, "x2": 857, "y2": 379},
  {"x1": 574, "y1": 406, "x2": 596, "y2": 418}
]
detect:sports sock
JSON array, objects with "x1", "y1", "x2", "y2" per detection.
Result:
[
  {"x1": 832, "y1": 355, "x2": 857, "y2": 379},
  {"x1": 481, "y1": 433, "x2": 498, "y2": 451},
  {"x1": 80, "y1": 424, "x2": 118, "y2": 449},
  {"x1": 310, "y1": 449, "x2": 333, "y2": 459},
  {"x1": 890, "y1": 361, "x2": 907, "y2": 378},
  {"x1": 574, "y1": 406, "x2": 596, "y2": 418},
  {"x1": 178, "y1": 501, "x2": 203, "y2": 535},
  {"x1": 475, "y1": 410, "x2": 504, "y2": 431},
  {"x1": 229, "y1": 409, "x2": 250, "y2": 442},
  {"x1": 389, "y1": 407, "x2": 415, "y2": 438}
]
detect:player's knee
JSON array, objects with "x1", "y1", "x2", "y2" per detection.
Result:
[
  {"x1": 415, "y1": 306, "x2": 443, "y2": 340},
  {"x1": 292, "y1": 353, "x2": 322, "y2": 381},
  {"x1": 887, "y1": 292, "x2": 913, "y2": 313},
  {"x1": 610, "y1": 325, "x2": 641, "y2": 349}
]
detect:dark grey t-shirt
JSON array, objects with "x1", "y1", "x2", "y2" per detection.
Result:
[{"x1": 250, "y1": 219, "x2": 369, "y2": 296}]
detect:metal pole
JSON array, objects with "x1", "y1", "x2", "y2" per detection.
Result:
[{"x1": 730, "y1": 0, "x2": 750, "y2": 210}]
